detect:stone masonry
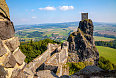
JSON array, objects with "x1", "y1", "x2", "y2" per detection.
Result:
[
  {"x1": 0, "y1": 1, "x2": 69, "y2": 77},
  {"x1": 24, "y1": 41, "x2": 69, "y2": 77},
  {"x1": 0, "y1": 0, "x2": 27, "y2": 78}
]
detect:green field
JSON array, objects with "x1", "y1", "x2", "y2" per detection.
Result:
[
  {"x1": 93, "y1": 36, "x2": 115, "y2": 41},
  {"x1": 96, "y1": 46, "x2": 116, "y2": 64}
]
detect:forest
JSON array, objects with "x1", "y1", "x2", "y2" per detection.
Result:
[
  {"x1": 95, "y1": 39, "x2": 116, "y2": 49},
  {"x1": 19, "y1": 39, "x2": 61, "y2": 63},
  {"x1": 19, "y1": 38, "x2": 116, "y2": 75}
]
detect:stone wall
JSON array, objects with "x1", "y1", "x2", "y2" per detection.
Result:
[
  {"x1": 23, "y1": 43, "x2": 61, "y2": 75},
  {"x1": 0, "y1": 1, "x2": 30, "y2": 77},
  {"x1": 0, "y1": 20, "x2": 26, "y2": 78},
  {"x1": 42, "y1": 41, "x2": 69, "y2": 77},
  {"x1": 24, "y1": 41, "x2": 69, "y2": 77}
]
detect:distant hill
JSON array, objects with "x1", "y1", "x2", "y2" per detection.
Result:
[{"x1": 14, "y1": 21, "x2": 116, "y2": 32}]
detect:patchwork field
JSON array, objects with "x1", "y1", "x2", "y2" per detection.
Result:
[
  {"x1": 93, "y1": 36, "x2": 115, "y2": 41},
  {"x1": 98, "y1": 31, "x2": 116, "y2": 36},
  {"x1": 96, "y1": 46, "x2": 116, "y2": 64}
]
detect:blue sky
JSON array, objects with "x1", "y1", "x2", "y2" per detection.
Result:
[{"x1": 6, "y1": 0, "x2": 116, "y2": 25}]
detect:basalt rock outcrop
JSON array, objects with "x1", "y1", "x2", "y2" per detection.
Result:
[{"x1": 68, "y1": 19, "x2": 99, "y2": 65}]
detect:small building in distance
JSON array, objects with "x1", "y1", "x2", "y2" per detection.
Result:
[{"x1": 81, "y1": 13, "x2": 88, "y2": 20}]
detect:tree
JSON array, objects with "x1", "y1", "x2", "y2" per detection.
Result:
[{"x1": 98, "y1": 56, "x2": 114, "y2": 70}]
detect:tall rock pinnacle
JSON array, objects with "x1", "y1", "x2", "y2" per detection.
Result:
[{"x1": 68, "y1": 19, "x2": 99, "y2": 65}]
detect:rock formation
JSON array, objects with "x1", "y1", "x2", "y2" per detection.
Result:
[
  {"x1": 61, "y1": 65, "x2": 116, "y2": 78},
  {"x1": 0, "y1": 0, "x2": 27, "y2": 78},
  {"x1": 1, "y1": 0, "x2": 116, "y2": 78},
  {"x1": 0, "y1": 0, "x2": 10, "y2": 19},
  {"x1": 68, "y1": 19, "x2": 99, "y2": 65},
  {"x1": 0, "y1": 1, "x2": 69, "y2": 77}
]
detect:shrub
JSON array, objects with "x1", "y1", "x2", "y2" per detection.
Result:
[
  {"x1": 98, "y1": 56, "x2": 114, "y2": 70},
  {"x1": 66, "y1": 62, "x2": 85, "y2": 75}
]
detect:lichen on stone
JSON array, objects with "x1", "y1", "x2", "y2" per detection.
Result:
[{"x1": 0, "y1": 0, "x2": 10, "y2": 19}]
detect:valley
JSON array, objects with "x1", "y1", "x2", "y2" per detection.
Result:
[{"x1": 15, "y1": 22, "x2": 116, "y2": 42}]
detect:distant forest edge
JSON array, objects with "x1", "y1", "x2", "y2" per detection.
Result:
[
  {"x1": 15, "y1": 21, "x2": 116, "y2": 42},
  {"x1": 14, "y1": 21, "x2": 116, "y2": 32}
]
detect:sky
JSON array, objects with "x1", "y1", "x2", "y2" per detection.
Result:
[{"x1": 6, "y1": 0, "x2": 116, "y2": 25}]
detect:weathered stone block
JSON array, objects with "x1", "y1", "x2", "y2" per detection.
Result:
[
  {"x1": 5, "y1": 55, "x2": 16, "y2": 68},
  {"x1": 62, "y1": 65, "x2": 69, "y2": 75},
  {"x1": 15, "y1": 62, "x2": 26, "y2": 70},
  {"x1": 4, "y1": 68, "x2": 14, "y2": 78},
  {"x1": 0, "y1": 20, "x2": 15, "y2": 40},
  {"x1": 13, "y1": 48, "x2": 26, "y2": 65},
  {"x1": 37, "y1": 70, "x2": 59, "y2": 78},
  {"x1": 0, "y1": 39, "x2": 7, "y2": 57},
  {"x1": 23, "y1": 68, "x2": 34, "y2": 76},
  {"x1": 0, "y1": 65, "x2": 7, "y2": 78},
  {"x1": 11, "y1": 69, "x2": 27, "y2": 78},
  {"x1": 5, "y1": 37, "x2": 20, "y2": 52},
  {"x1": 2, "y1": 52, "x2": 11, "y2": 66}
]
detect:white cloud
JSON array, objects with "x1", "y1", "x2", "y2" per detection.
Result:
[
  {"x1": 31, "y1": 9, "x2": 34, "y2": 11},
  {"x1": 32, "y1": 16, "x2": 36, "y2": 19},
  {"x1": 59, "y1": 5, "x2": 74, "y2": 11},
  {"x1": 38, "y1": 6, "x2": 56, "y2": 10},
  {"x1": 28, "y1": 13, "x2": 31, "y2": 14}
]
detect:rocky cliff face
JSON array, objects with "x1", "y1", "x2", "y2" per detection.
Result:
[
  {"x1": 68, "y1": 19, "x2": 99, "y2": 65},
  {"x1": 0, "y1": 0, "x2": 27, "y2": 78},
  {"x1": 61, "y1": 65, "x2": 116, "y2": 78}
]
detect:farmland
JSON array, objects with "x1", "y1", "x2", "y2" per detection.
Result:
[
  {"x1": 15, "y1": 21, "x2": 116, "y2": 42},
  {"x1": 96, "y1": 46, "x2": 116, "y2": 64},
  {"x1": 93, "y1": 36, "x2": 115, "y2": 41}
]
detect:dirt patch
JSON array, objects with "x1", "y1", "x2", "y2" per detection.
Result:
[
  {"x1": 95, "y1": 40, "x2": 114, "y2": 41},
  {"x1": 47, "y1": 29, "x2": 53, "y2": 31},
  {"x1": 98, "y1": 31, "x2": 116, "y2": 36}
]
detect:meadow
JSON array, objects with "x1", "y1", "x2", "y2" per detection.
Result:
[
  {"x1": 93, "y1": 36, "x2": 115, "y2": 41},
  {"x1": 96, "y1": 46, "x2": 116, "y2": 64}
]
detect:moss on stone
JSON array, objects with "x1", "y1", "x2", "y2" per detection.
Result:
[
  {"x1": 69, "y1": 34, "x2": 74, "y2": 38},
  {"x1": 0, "y1": 0, "x2": 10, "y2": 19}
]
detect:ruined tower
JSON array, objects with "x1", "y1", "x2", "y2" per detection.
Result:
[{"x1": 81, "y1": 13, "x2": 88, "y2": 20}]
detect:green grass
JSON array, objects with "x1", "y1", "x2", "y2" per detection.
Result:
[
  {"x1": 96, "y1": 46, "x2": 116, "y2": 64},
  {"x1": 93, "y1": 36, "x2": 115, "y2": 41},
  {"x1": 94, "y1": 27, "x2": 107, "y2": 30},
  {"x1": 61, "y1": 40, "x2": 66, "y2": 43}
]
